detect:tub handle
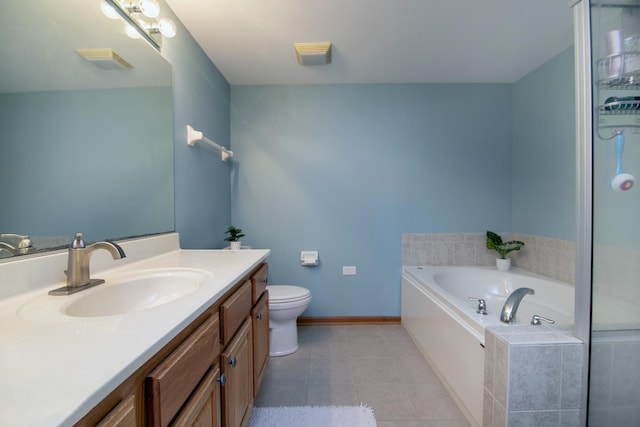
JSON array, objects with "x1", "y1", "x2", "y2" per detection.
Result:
[
  {"x1": 468, "y1": 297, "x2": 487, "y2": 315},
  {"x1": 531, "y1": 315, "x2": 555, "y2": 325}
]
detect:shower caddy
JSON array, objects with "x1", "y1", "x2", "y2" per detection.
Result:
[{"x1": 595, "y1": 41, "x2": 640, "y2": 139}]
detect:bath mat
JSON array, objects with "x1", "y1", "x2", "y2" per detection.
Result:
[{"x1": 247, "y1": 405, "x2": 377, "y2": 427}]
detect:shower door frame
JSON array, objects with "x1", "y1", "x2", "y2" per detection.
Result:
[{"x1": 572, "y1": 0, "x2": 593, "y2": 426}]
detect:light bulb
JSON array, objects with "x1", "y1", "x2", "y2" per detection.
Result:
[
  {"x1": 125, "y1": 23, "x2": 141, "y2": 39},
  {"x1": 101, "y1": 1, "x2": 120, "y2": 19},
  {"x1": 158, "y1": 18, "x2": 177, "y2": 38},
  {"x1": 139, "y1": 0, "x2": 160, "y2": 18}
]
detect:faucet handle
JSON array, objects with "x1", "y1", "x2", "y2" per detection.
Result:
[
  {"x1": 469, "y1": 297, "x2": 488, "y2": 315},
  {"x1": 530, "y1": 314, "x2": 555, "y2": 325},
  {"x1": 71, "y1": 233, "x2": 85, "y2": 249}
]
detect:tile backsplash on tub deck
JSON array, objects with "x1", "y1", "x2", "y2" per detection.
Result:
[{"x1": 402, "y1": 233, "x2": 576, "y2": 285}]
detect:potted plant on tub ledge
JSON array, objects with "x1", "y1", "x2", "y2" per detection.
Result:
[
  {"x1": 224, "y1": 226, "x2": 245, "y2": 250},
  {"x1": 486, "y1": 231, "x2": 524, "y2": 271}
]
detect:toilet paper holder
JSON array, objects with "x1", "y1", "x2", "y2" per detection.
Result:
[{"x1": 300, "y1": 251, "x2": 319, "y2": 266}]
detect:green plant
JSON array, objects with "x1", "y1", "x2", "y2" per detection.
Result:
[
  {"x1": 486, "y1": 231, "x2": 524, "y2": 259},
  {"x1": 224, "y1": 226, "x2": 245, "y2": 242}
]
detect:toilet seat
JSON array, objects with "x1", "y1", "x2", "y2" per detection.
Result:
[{"x1": 267, "y1": 285, "x2": 311, "y2": 304}]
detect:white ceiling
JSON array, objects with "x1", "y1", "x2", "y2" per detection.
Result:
[{"x1": 165, "y1": 0, "x2": 574, "y2": 85}]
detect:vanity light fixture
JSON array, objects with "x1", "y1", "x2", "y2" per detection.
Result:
[
  {"x1": 101, "y1": 0, "x2": 176, "y2": 50},
  {"x1": 124, "y1": 23, "x2": 142, "y2": 39},
  {"x1": 149, "y1": 19, "x2": 177, "y2": 38},
  {"x1": 121, "y1": 0, "x2": 160, "y2": 18},
  {"x1": 100, "y1": 1, "x2": 120, "y2": 19}
]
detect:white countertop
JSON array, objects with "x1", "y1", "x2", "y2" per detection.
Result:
[{"x1": 0, "y1": 233, "x2": 269, "y2": 426}]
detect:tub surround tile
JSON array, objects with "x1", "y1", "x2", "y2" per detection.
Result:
[
  {"x1": 483, "y1": 389, "x2": 494, "y2": 427},
  {"x1": 493, "y1": 337, "x2": 510, "y2": 407},
  {"x1": 484, "y1": 327, "x2": 584, "y2": 426},
  {"x1": 560, "y1": 344, "x2": 583, "y2": 409},
  {"x1": 559, "y1": 409, "x2": 581, "y2": 427},
  {"x1": 484, "y1": 331, "x2": 496, "y2": 393},
  {"x1": 507, "y1": 410, "x2": 560, "y2": 426},
  {"x1": 402, "y1": 232, "x2": 576, "y2": 285},
  {"x1": 508, "y1": 345, "x2": 561, "y2": 410}
]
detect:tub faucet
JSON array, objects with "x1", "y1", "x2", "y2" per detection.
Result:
[
  {"x1": 49, "y1": 233, "x2": 126, "y2": 296},
  {"x1": 500, "y1": 287, "x2": 535, "y2": 324}
]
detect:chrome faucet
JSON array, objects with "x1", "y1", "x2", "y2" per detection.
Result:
[
  {"x1": 0, "y1": 234, "x2": 34, "y2": 255},
  {"x1": 49, "y1": 233, "x2": 126, "y2": 296},
  {"x1": 500, "y1": 287, "x2": 535, "y2": 324}
]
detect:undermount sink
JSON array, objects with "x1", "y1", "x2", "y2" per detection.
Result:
[{"x1": 63, "y1": 268, "x2": 211, "y2": 318}]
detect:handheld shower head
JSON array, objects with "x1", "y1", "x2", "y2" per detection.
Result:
[{"x1": 611, "y1": 132, "x2": 635, "y2": 192}]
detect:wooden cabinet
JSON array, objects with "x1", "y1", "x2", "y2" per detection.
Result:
[
  {"x1": 221, "y1": 280, "x2": 252, "y2": 346},
  {"x1": 76, "y1": 262, "x2": 270, "y2": 427},
  {"x1": 251, "y1": 291, "x2": 269, "y2": 397},
  {"x1": 146, "y1": 314, "x2": 220, "y2": 427},
  {"x1": 250, "y1": 264, "x2": 268, "y2": 305},
  {"x1": 96, "y1": 394, "x2": 136, "y2": 427},
  {"x1": 172, "y1": 365, "x2": 222, "y2": 427},
  {"x1": 221, "y1": 319, "x2": 253, "y2": 427}
]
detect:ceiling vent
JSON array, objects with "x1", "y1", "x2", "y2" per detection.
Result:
[
  {"x1": 294, "y1": 42, "x2": 332, "y2": 66},
  {"x1": 75, "y1": 48, "x2": 133, "y2": 70}
]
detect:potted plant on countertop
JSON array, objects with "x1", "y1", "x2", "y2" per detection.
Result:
[
  {"x1": 224, "y1": 226, "x2": 245, "y2": 250},
  {"x1": 486, "y1": 231, "x2": 524, "y2": 271}
]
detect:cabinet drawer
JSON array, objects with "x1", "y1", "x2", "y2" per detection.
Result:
[
  {"x1": 251, "y1": 263, "x2": 268, "y2": 305},
  {"x1": 96, "y1": 394, "x2": 136, "y2": 427},
  {"x1": 171, "y1": 364, "x2": 221, "y2": 427},
  {"x1": 220, "y1": 280, "x2": 252, "y2": 346},
  {"x1": 146, "y1": 314, "x2": 219, "y2": 427}
]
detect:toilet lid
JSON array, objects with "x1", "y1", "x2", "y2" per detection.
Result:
[{"x1": 267, "y1": 285, "x2": 311, "y2": 303}]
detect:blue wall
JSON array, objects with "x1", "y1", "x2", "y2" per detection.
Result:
[
  {"x1": 0, "y1": 88, "x2": 174, "y2": 240},
  {"x1": 512, "y1": 47, "x2": 575, "y2": 240},
  {"x1": 230, "y1": 84, "x2": 513, "y2": 316},
  {"x1": 158, "y1": 2, "x2": 575, "y2": 316},
  {"x1": 161, "y1": 2, "x2": 232, "y2": 249}
]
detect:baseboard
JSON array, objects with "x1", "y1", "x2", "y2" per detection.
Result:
[{"x1": 297, "y1": 316, "x2": 401, "y2": 325}]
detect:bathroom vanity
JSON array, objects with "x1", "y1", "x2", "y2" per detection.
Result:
[{"x1": 0, "y1": 233, "x2": 270, "y2": 427}]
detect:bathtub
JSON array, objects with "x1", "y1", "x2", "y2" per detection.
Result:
[{"x1": 401, "y1": 266, "x2": 574, "y2": 427}]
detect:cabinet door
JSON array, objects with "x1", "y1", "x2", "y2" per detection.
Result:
[
  {"x1": 147, "y1": 314, "x2": 219, "y2": 427},
  {"x1": 251, "y1": 291, "x2": 269, "y2": 397},
  {"x1": 96, "y1": 394, "x2": 136, "y2": 427},
  {"x1": 221, "y1": 319, "x2": 253, "y2": 427},
  {"x1": 171, "y1": 365, "x2": 222, "y2": 427}
]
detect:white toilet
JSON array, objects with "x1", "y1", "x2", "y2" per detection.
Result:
[{"x1": 266, "y1": 285, "x2": 312, "y2": 356}]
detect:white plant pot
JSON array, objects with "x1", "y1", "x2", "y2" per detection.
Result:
[
  {"x1": 230, "y1": 241, "x2": 242, "y2": 250},
  {"x1": 496, "y1": 258, "x2": 511, "y2": 271}
]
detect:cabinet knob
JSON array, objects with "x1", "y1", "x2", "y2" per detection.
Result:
[
  {"x1": 261, "y1": 278, "x2": 268, "y2": 284},
  {"x1": 229, "y1": 357, "x2": 237, "y2": 368},
  {"x1": 216, "y1": 374, "x2": 226, "y2": 386},
  {"x1": 256, "y1": 313, "x2": 263, "y2": 320}
]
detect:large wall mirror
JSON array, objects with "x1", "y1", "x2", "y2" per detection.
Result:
[{"x1": 0, "y1": 0, "x2": 174, "y2": 259}]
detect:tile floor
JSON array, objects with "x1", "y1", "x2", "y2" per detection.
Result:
[{"x1": 254, "y1": 324, "x2": 471, "y2": 427}]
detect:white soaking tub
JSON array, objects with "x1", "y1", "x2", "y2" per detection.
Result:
[{"x1": 401, "y1": 266, "x2": 574, "y2": 427}]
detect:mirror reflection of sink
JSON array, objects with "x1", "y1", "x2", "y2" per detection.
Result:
[{"x1": 63, "y1": 268, "x2": 211, "y2": 318}]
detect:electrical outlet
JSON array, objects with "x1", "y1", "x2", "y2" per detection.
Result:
[{"x1": 342, "y1": 266, "x2": 357, "y2": 275}]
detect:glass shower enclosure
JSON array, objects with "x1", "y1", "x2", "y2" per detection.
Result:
[{"x1": 589, "y1": 1, "x2": 640, "y2": 425}]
